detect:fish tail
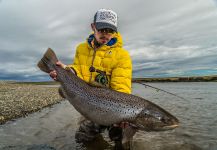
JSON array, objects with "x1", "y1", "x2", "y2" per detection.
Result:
[{"x1": 37, "y1": 48, "x2": 58, "y2": 73}]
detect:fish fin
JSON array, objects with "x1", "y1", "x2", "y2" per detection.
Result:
[
  {"x1": 77, "y1": 116, "x2": 87, "y2": 125},
  {"x1": 37, "y1": 48, "x2": 58, "y2": 73},
  {"x1": 58, "y1": 86, "x2": 66, "y2": 98},
  {"x1": 122, "y1": 125, "x2": 138, "y2": 143}
]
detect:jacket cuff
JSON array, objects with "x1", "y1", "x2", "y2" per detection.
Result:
[{"x1": 65, "y1": 66, "x2": 77, "y2": 76}]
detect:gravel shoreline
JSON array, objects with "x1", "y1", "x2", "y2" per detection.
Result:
[{"x1": 0, "y1": 81, "x2": 63, "y2": 124}]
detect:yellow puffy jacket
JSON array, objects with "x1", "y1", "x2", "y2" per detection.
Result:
[{"x1": 67, "y1": 32, "x2": 132, "y2": 94}]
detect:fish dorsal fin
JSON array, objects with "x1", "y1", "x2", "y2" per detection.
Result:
[{"x1": 58, "y1": 86, "x2": 66, "y2": 98}]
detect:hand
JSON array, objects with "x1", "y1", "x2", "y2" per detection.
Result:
[
  {"x1": 113, "y1": 122, "x2": 129, "y2": 128},
  {"x1": 56, "y1": 61, "x2": 66, "y2": 69},
  {"x1": 49, "y1": 70, "x2": 57, "y2": 80},
  {"x1": 49, "y1": 61, "x2": 66, "y2": 80}
]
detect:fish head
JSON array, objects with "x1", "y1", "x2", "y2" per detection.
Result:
[{"x1": 135, "y1": 105, "x2": 179, "y2": 131}]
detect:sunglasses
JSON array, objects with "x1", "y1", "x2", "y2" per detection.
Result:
[{"x1": 97, "y1": 28, "x2": 115, "y2": 34}]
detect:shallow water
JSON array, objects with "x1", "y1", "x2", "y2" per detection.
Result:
[{"x1": 0, "y1": 82, "x2": 217, "y2": 150}]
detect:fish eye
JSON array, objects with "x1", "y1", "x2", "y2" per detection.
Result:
[
  {"x1": 160, "y1": 117, "x2": 166, "y2": 123},
  {"x1": 160, "y1": 117, "x2": 171, "y2": 124}
]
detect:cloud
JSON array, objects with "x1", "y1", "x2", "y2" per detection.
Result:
[
  {"x1": 0, "y1": 0, "x2": 217, "y2": 81},
  {"x1": 131, "y1": 43, "x2": 217, "y2": 77}
]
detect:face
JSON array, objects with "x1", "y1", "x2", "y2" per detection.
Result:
[{"x1": 91, "y1": 24, "x2": 114, "y2": 45}]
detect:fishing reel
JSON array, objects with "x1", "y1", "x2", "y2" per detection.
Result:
[
  {"x1": 95, "y1": 73, "x2": 108, "y2": 85},
  {"x1": 89, "y1": 66, "x2": 108, "y2": 86}
]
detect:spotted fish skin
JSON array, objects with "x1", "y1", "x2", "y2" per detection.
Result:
[{"x1": 38, "y1": 48, "x2": 179, "y2": 132}]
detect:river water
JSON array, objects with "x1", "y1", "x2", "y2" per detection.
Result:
[{"x1": 0, "y1": 82, "x2": 217, "y2": 150}]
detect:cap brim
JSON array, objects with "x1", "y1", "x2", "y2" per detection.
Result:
[{"x1": 95, "y1": 22, "x2": 117, "y2": 32}]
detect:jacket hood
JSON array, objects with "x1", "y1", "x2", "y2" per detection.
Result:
[{"x1": 87, "y1": 32, "x2": 123, "y2": 50}]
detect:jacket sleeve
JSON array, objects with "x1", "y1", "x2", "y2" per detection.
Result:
[
  {"x1": 66, "y1": 48, "x2": 84, "y2": 80},
  {"x1": 110, "y1": 51, "x2": 132, "y2": 94}
]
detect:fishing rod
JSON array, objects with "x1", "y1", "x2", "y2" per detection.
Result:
[{"x1": 134, "y1": 81, "x2": 187, "y2": 101}]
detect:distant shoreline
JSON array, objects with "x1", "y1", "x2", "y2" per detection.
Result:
[
  {"x1": 132, "y1": 75, "x2": 217, "y2": 82},
  {"x1": 1, "y1": 75, "x2": 217, "y2": 84}
]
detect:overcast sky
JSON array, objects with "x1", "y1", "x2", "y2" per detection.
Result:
[{"x1": 0, "y1": 0, "x2": 217, "y2": 81}]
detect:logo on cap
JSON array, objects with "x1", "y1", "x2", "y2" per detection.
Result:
[
  {"x1": 94, "y1": 9, "x2": 118, "y2": 32},
  {"x1": 97, "y1": 10, "x2": 117, "y2": 26}
]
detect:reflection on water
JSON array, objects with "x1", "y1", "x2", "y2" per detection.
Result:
[{"x1": 0, "y1": 82, "x2": 217, "y2": 150}]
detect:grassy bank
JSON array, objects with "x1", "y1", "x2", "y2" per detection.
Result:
[
  {"x1": 132, "y1": 75, "x2": 217, "y2": 82},
  {"x1": 0, "y1": 81, "x2": 62, "y2": 124},
  {"x1": 15, "y1": 81, "x2": 59, "y2": 85}
]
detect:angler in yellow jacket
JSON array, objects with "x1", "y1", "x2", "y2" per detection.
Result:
[
  {"x1": 49, "y1": 9, "x2": 132, "y2": 144},
  {"x1": 67, "y1": 31, "x2": 132, "y2": 94}
]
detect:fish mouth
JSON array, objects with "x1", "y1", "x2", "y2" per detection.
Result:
[
  {"x1": 137, "y1": 123, "x2": 179, "y2": 131},
  {"x1": 163, "y1": 124, "x2": 179, "y2": 130},
  {"x1": 150, "y1": 124, "x2": 179, "y2": 131}
]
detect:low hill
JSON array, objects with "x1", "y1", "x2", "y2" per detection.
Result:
[{"x1": 132, "y1": 75, "x2": 217, "y2": 82}]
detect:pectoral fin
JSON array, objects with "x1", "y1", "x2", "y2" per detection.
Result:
[{"x1": 58, "y1": 86, "x2": 66, "y2": 98}]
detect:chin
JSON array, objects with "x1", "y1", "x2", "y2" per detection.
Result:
[{"x1": 100, "y1": 40, "x2": 108, "y2": 44}]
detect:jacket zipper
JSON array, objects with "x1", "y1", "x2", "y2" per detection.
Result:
[
  {"x1": 89, "y1": 45, "x2": 104, "y2": 83},
  {"x1": 89, "y1": 48, "x2": 96, "y2": 83}
]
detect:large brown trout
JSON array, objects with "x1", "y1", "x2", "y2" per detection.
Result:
[{"x1": 38, "y1": 48, "x2": 179, "y2": 133}]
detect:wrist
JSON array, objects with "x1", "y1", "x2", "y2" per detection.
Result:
[{"x1": 63, "y1": 64, "x2": 67, "y2": 69}]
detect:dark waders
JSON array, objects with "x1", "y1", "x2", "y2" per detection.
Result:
[{"x1": 75, "y1": 119, "x2": 130, "y2": 149}]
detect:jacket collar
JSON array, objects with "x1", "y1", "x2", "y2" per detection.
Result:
[{"x1": 87, "y1": 32, "x2": 123, "y2": 50}]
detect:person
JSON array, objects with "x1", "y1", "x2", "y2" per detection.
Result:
[{"x1": 49, "y1": 8, "x2": 132, "y2": 144}]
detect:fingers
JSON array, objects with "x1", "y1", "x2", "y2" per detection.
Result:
[
  {"x1": 120, "y1": 122, "x2": 129, "y2": 128},
  {"x1": 56, "y1": 61, "x2": 66, "y2": 69},
  {"x1": 56, "y1": 61, "x2": 62, "y2": 66},
  {"x1": 49, "y1": 61, "x2": 66, "y2": 80},
  {"x1": 113, "y1": 122, "x2": 129, "y2": 128},
  {"x1": 49, "y1": 70, "x2": 57, "y2": 80}
]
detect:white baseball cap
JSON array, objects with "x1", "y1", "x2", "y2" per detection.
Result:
[{"x1": 94, "y1": 9, "x2": 118, "y2": 32}]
